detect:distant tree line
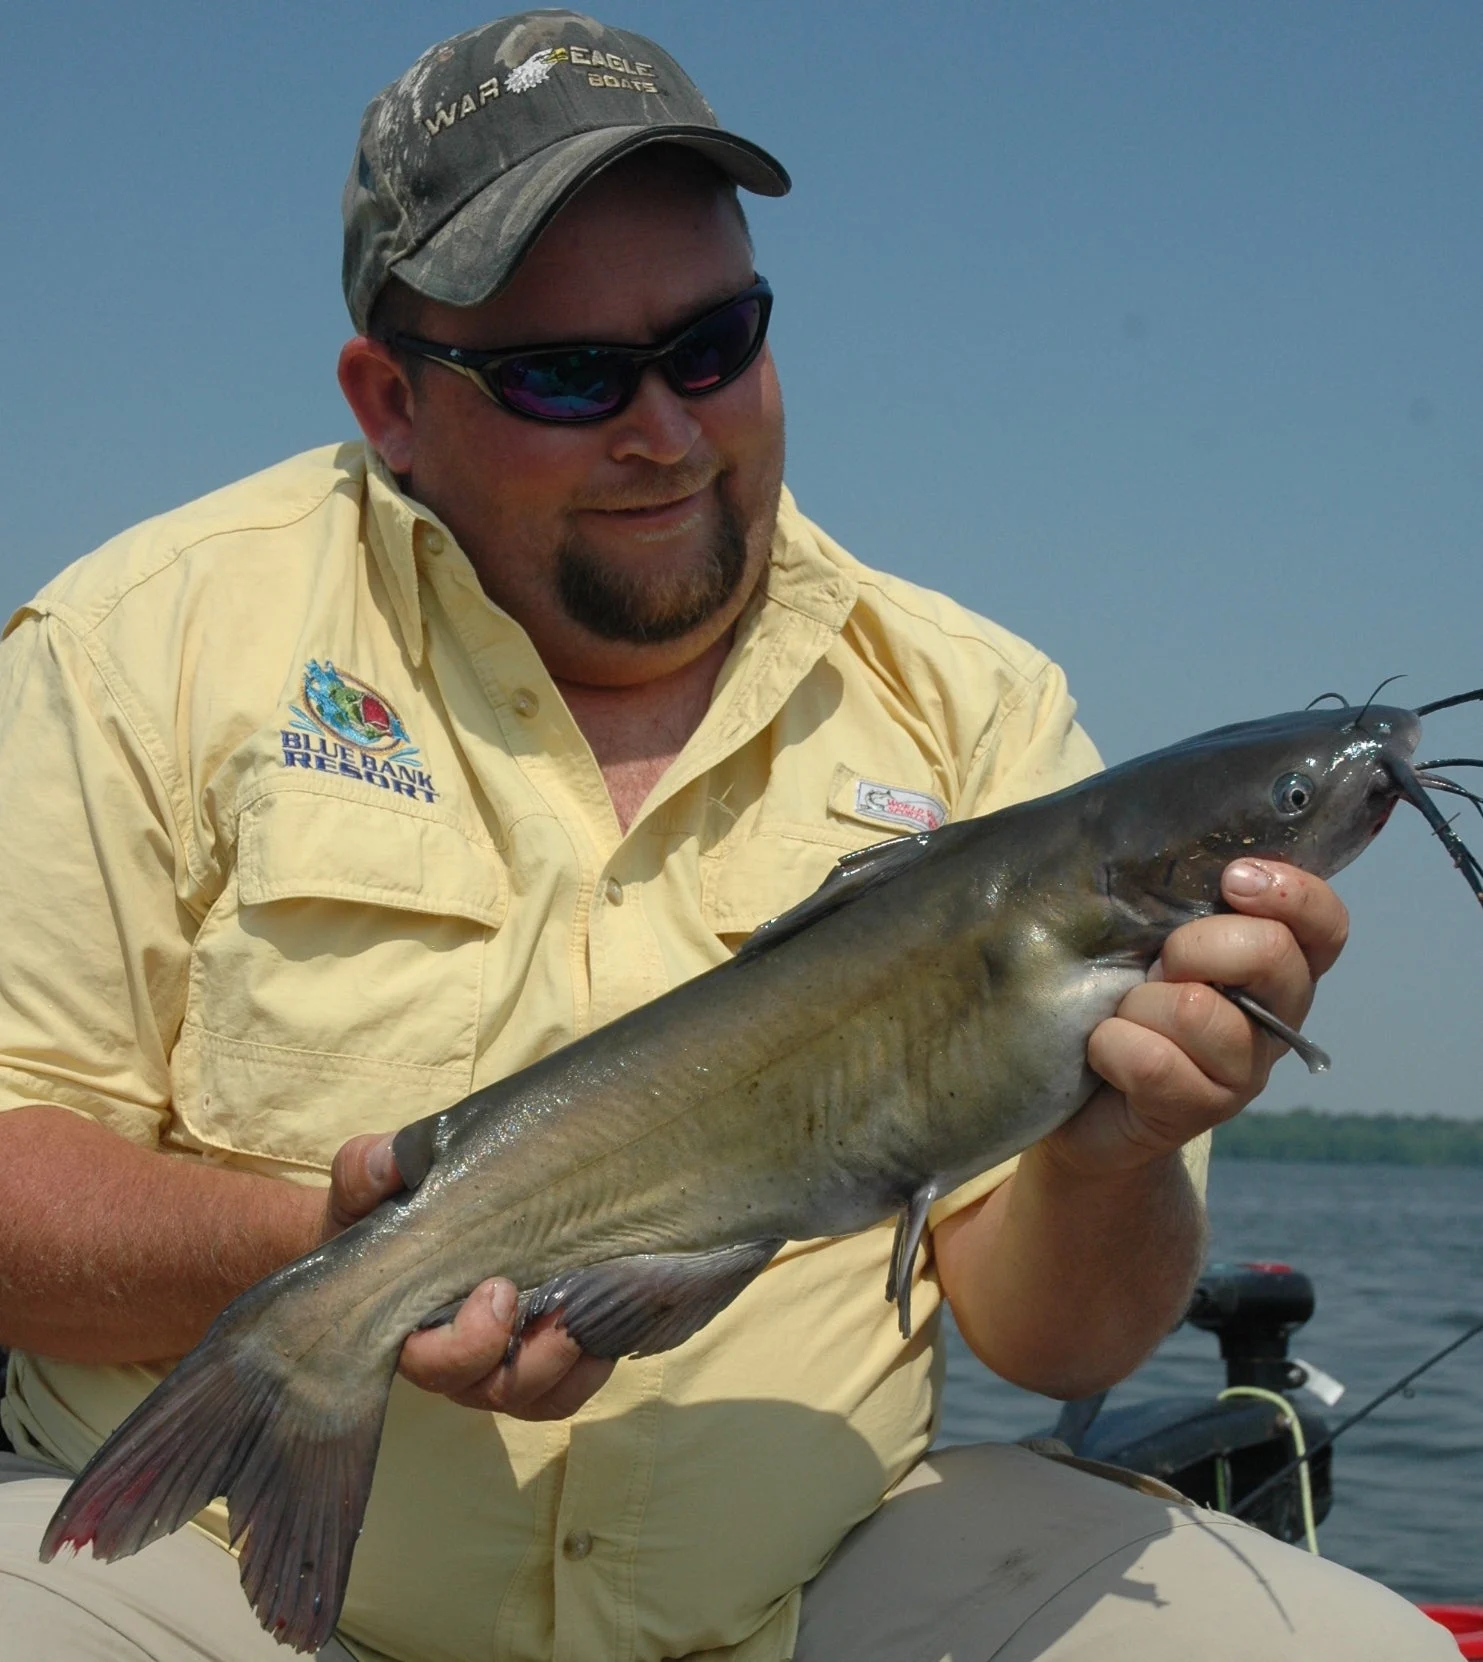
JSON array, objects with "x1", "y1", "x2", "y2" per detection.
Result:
[{"x1": 1214, "y1": 1107, "x2": 1483, "y2": 1165}]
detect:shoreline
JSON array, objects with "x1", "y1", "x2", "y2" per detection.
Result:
[{"x1": 1214, "y1": 1107, "x2": 1483, "y2": 1166}]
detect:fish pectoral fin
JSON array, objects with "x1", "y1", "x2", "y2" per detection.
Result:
[
  {"x1": 885, "y1": 1182, "x2": 940, "y2": 1341},
  {"x1": 521, "y1": 1238, "x2": 785, "y2": 1360},
  {"x1": 1219, "y1": 986, "x2": 1332, "y2": 1074},
  {"x1": 735, "y1": 833, "x2": 935, "y2": 961}
]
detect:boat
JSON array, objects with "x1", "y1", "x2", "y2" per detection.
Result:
[{"x1": 1036, "y1": 1259, "x2": 1483, "y2": 1656}]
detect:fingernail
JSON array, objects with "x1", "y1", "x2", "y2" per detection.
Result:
[
  {"x1": 1226, "y1": 861, "x2": 1272, "y2": 897},
  {"x1": 367, "y1": 1139, "x2": 393, "y2": 1186},
  {"x1": 490, "y1": 1280, "x2": 517, "y2": 1327}
]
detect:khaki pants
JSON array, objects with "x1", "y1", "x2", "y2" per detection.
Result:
[
  {"x1": 1, "y1": 1447, "x2": 1454, "y2": 1661},
  {"x1": 793, "y1": 1443, "x2": 1456, "y2": 1660}
]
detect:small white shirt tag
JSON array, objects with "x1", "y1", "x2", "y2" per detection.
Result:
[{"x1": 852, "y1": 779, "x2": 947, "y2": 833}]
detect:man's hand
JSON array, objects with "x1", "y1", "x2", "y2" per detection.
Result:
[
  {"x1": 1050, "y1": 858, "x2": 1350, "y2": 1178},
  {"x1": 327, "y1": 1133, "x2": 615, "y2": 1420},
  {"x1": 935, "y1": 859, "x2": 1349, "y2": 1397}
]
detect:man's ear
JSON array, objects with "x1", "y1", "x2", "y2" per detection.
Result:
[{"x1": 338, "y1": 337, "x2": 416, "y2": 474}]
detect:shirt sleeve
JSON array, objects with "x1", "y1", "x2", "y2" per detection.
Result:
[
  {"x1": 960, "y1": 653, "x2": 1103, "y2": 819},
  {"x1": 0, "y1": 611, "x2": 192, "y2": 1145}
]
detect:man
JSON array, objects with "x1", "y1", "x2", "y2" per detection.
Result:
[{"x1": 0, "y1": 12, "x2": 1453, "y2": 1661}]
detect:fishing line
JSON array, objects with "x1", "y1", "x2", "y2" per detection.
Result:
[{"x1": 1231, "y1": 1315, "x2": 1483, "y2": 1523}]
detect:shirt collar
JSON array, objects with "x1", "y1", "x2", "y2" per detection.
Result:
[
  {"x1": 756, "y1": 484, "x2": 860, "y2": 632},
  {"x1": 360, "y1": 446, "x2": 861, "y2": 675},
  {"x1": 362, "y1": 447, "x2": 442, "y2": 668}
]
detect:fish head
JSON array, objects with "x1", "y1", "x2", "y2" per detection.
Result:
[{"x1": 1098, "y1": 702, "x2": 1420, "y2": 930}]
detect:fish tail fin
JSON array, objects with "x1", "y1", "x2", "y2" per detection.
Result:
[{"x1": 40, "y1": 1287, "x2": 396, "y2": 1653}]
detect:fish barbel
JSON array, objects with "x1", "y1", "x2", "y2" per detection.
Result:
[{"x1": 39, "y1": 695, "x2": 1483, "y2": 1649}]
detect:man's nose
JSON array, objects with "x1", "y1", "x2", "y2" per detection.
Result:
[{"x1": 607, "y1": 367, "x2": 703, "y2": 465}]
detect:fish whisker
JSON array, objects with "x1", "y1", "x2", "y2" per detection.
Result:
[
  {"x1": 1416, "y1": 687, "x2": 1483, "y2": 718},
  {"x1": 1391, "y1": 758, "x2": 1483, "y2": 907},
  {"x1": 1348, "y1": 675, "x2": 1406, "y2": 732},
  {"x1": 1415, "y1": 773, "x2": 1483, "y2": 825},
  {"x1": 1305, "y1": 692, "x2": 1349, "y2": 711}
]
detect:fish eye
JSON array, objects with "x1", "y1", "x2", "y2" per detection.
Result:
[{"x1": 1272, "y1": 771, "x2": 1317, "y2": 818}]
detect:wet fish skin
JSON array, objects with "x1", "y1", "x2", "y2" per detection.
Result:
[{"x1": 40, "y1": 702, "x2": 1420, "y2": 1650}]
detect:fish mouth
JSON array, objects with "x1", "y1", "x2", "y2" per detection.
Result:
[
  {"x1": 1333, "y1": 686, "x2": 1483, "y2": 907},
  {"x1": 1367, "y1": 789, "x2": 1399, "y2": 840}
]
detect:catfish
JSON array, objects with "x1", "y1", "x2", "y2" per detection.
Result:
[{"x1": 40, "y1": 694, "x2": 1483, "y2": 1650}]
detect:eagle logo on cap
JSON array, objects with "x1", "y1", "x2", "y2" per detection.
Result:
[{"x1": 505, "y1": 47, "x2": 569, "y2": 94}]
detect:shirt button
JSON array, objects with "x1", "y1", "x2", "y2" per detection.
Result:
[
  {"x1": 421, "y1": 526, "x2": 446, "y2": 556},
  {"x1": 562, "y1": 1529, "x2": 593, "y2": 1561},
  {"x1": 604, "y1": 877, "x2": 624, "y2": 906},
  {"x1": 510, "y1": 687, "x2": 539, "y2": 719}
]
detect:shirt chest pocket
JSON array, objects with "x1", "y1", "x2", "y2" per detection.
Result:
[
  {"x1": 699, "y1": 827, "x2": 901, "y2": 956},
  {"x1": 172, "y1": 785, "x2": 505, "y2": 1173}
]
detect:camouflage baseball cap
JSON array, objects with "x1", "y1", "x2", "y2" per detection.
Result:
[{"x1": 342, "y1": 10, "x2": 790, "y2": 333}]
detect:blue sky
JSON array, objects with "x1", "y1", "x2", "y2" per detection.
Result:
[{"x1": 3, "y1": 2, "x2": 1481, "y2": 1118}]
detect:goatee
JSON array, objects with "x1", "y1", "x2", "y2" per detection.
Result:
[{"x1": 556, "y1": 491, "x2": 751, "y2": 644}]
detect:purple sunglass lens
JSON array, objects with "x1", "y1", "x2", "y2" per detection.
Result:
[
  {"x1": 496, "y1": 349, "x2": 632, "y2": 420},
  {"x1": 668, "y1": 298, "x2": 764, "y2": 392}
]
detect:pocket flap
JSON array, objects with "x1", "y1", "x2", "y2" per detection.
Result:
[
  {"x1": 237, "y1": 786, "x2": 505, "y2": 927},
  {"x1": 700, "y1": 834, "x2": 862, "y2": 940}
]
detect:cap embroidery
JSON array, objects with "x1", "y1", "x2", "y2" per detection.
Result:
[
  {"x1": 566, "y1": 45, "x2": 659, "y2": 92},
  {"x1": 506, "y1": 46, "x2": 569, "y2": 94},
  {"x1": 421, "y1": 78, "x2": 502, "y2": 137}
]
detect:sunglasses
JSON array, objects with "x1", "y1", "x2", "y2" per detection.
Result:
[{"x1": 386, "y1": 278, "x2": 773, "y2": 425}]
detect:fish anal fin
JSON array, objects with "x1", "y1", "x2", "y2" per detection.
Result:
[
  {"x1": 523, "y1": 1238, "x2": 784, "y2": 1359},
  {"x1": 885, "y1": 1183, "x2": 940, "y2": 1340},
  {"x1": 735, "y1": 834, "x2": 935, "y2": 961}
]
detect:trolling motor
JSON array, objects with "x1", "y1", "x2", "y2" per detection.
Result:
[
  {"x1": 1048, "y1": 1261, "x2": 1334, "y2": 1544},
  {"x1": 1187, "y1": 1259, "x2": 1316, "y2": 1389}
]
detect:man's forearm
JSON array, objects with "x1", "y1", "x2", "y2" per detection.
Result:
[
  {"x1": 934, "y1": 1140, "x2": 1206, "y2": 1400},
  {"x1": 0, "y1": 1105, "x2": 324, "y2": 1363}
]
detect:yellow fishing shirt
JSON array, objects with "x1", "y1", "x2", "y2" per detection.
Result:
[{"x1": 0, "y1": 445, "x2": 1103, "y2": 1662}]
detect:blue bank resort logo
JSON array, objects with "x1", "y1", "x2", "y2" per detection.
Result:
[{"x1": 281, "y1": 660, "x2": 437, "y2": 802}]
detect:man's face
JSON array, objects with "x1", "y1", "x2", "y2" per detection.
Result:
[{"x1": 395, "y1": 152, "x2": 785, "y2": 687}]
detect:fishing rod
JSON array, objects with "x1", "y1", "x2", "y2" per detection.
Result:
[{"x1": 1232, "y1": 1314, "x2": 1483, "y2": 1522}]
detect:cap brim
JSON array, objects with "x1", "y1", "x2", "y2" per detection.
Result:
[{"x1": 392, "y1": 125, "x2": 789, "y2": 312}]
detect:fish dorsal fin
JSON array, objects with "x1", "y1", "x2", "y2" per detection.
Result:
[
  {"x1": 735, "y1": 833, "x2": 936, "y2": 962},
  {"x1": 518, "y1": 1238, "x2": 784, "y2": 1359}
]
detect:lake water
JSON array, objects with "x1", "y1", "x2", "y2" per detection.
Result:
[{"x1": 937, "y1": 1159, "x2": 1483, "y2": 1603}]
